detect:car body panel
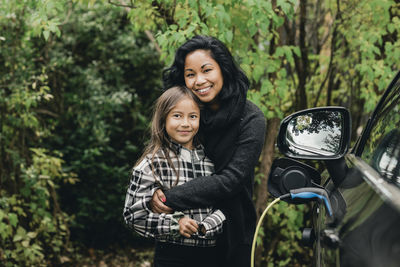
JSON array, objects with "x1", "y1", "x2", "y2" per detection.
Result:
[{"x1": 315, "y1": 154, "x2": 400, "y2": 267}]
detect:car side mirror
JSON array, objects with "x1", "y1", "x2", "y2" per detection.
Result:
[{"x1": 277, "y1": 107, "x2": 351, "y2": 160}]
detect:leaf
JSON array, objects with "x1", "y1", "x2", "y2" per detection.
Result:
[
  {"x1": 43, "y1": 30, "x2": 50, "y2": 41},
  {"x1": 248, "y1": 23, "x2": 258, "y2": 37},
  {"x1": 252, "y1": 65, "x2": 264, "y2": 82},
  {"x1": 22, "y1": 240, "x2": 30, "y2": 247},
  {"x1": 27, "y1": 232, "x2": 38, "y2": 239},
  {"x1": 55, "y1": 28, "x2": 61, "y2": 38},
  {"x1": 275, "y1": 47, "x2": 284, "y2": 57},
  {"x1": 13, "y1": 234, "x2": 23, "y2": 242},
  {"x1": 225, "y1": 30, "x2": 233, "y2": 43},
  {"x1": 8, "y1": 213, "x2": 18, "y2": 227},
  {"x1": 260, "y1": 80, "x2": 273, "y2": 95},
  {"x1": 292, "y1": 46, "x2": 301, "y2": 57}
]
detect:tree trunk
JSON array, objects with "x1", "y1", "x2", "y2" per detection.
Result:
[
  {"x1": 255, "y1": 117, "x2": 281, "y2": 218},
  {"x1": 254, "y1": 117, "x2": 281, "y2": 267},
  {"x1": 295, "y1": 0, "x2": 309, "y2": 110}
]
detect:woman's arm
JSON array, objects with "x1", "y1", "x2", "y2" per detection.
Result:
[{"x1": 160, "y1": 103, "x2": 266, "y2": 211}]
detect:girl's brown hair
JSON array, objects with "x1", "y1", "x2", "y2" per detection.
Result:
[{"x1": 135, "y1": 86, "x2": 202, "y2": 186}]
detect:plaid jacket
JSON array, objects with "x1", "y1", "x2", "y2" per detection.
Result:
[{"x1": 123, "y1": 143, "x2": 225, "y2": 247}]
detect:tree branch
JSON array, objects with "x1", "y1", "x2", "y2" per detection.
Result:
[
  {"x1": 144, "y1": 30, "x2": 162, "y2": 55},
  {"x1": 35, "y1": 109, "x2": 59, "y2": 118},
  {"x1": 59, "y1": 1, "x2": 73, "y2": 26},
  {"x1": 294, "y1": 0, "x2": 308, "y2": 110},
  {"x1": 108, "y1": 0, "x2": 136, "y2": 8}
]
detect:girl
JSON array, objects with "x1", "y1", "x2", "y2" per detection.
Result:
[
  {"x1": 150, "y1": 36, "x2": 267, "y2": 267},
  {"x1": 123, "y1": 86, "x2": 225, "y2": 267}
]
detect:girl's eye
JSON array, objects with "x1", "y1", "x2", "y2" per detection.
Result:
[
  {"x1": 190, "y1": 115, "x2": 198, "y2": 119},
  {"x1": 186, "y1": 73, "x2": 195, "y2": 78},
  {"x1": 173, "y1": 114, "x2": 181, "y2": 118},
  {"x1": 204, "y1": 68, "x2": 212, "y2": 73}
]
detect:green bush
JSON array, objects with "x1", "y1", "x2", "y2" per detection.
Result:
[
  {"x1": 0, "y1": 149, "x2": 76, "y2": 266},
  {"x1": 41, "y1": 4, "x2": 162, "y2": 247},
  {"x1": 258, "y1": 199, "x2": 312, "y2": 267},
  {"x1": 0, "y1": 2, "x2": 161, "y2": 265}
]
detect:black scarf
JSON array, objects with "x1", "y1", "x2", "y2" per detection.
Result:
[{"x1": 199, "y1": 84, "x2": 247, "y2": 173}]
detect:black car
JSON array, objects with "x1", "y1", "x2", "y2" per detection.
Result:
[{"x1": 268, "y1": 71, "x2": 400, "y2": 267}]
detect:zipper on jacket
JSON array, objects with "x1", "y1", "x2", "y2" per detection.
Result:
[{"x1": 191, "y1": 150, "x2": 197, "y2": 179}]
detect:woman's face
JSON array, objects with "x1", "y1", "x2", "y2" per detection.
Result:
[{"x1": 184, "y1": 49, "x2": 223, "y2": 108}]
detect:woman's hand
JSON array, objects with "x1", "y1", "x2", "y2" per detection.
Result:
[
  {"x1": 178, "y1": 217, "x2": 199, "y2": 238},
  {"x1": 150, "y1": 189, "x2": 174, "y2": 214}
]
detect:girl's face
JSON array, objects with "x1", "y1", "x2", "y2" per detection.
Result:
[
  {"x1": 184, "y1": 49, "x2": 223, "y2": 109},
  {"x1": 165, "y1": 96, "x2": 200, "y2": 150}
]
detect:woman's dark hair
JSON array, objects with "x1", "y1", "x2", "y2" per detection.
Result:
[{"x1": 162, "y1": 35, "x2": 249, "y2": 100}]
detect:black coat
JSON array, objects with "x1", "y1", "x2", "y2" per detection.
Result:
[{"x1": 164, "y1": 100, "x2": 266, "y2": 266}]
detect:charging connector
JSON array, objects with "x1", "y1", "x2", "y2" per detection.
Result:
[{"x1": 290, "y1": 188, "x2": 333, "y2": 216}]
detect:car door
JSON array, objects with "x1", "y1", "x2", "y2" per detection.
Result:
[{"x1": 318, "y1": 72, "x2": 400, "y2": 267}]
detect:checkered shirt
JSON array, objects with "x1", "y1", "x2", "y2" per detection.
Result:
[{"x1": 123, "y1": 143, "x2": 225, "y2": 247}]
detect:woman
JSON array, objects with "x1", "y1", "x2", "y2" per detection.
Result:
[{"x1": 150, "y1": 35, "x2": 266, "y2": 267}]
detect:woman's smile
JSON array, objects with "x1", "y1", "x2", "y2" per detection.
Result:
[{"x1": 196, "y1": 85, "x2": 212, "y2": 95}]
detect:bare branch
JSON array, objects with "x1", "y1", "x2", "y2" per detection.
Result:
[
  {"x1": 144, "y1": 30, "x2": 162, "y2": 55},
  {"x1": 35, "y1": 109, "x2": 59, "y2": 118},
  {"x1": 108, "y1": 0, "x2": 136, "y2": 9},
  {"x1": 59, "y1": 1, "x2": 73, "y2": 26}
]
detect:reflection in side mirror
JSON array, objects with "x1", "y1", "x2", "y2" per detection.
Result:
[
  {"x1": 286, "y1": 111, "x2": 343, "y2": 156},
  {"x1": 278, "y1": 107, "x2": 351, "y2": 160}
]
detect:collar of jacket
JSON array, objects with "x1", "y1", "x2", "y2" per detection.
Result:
[{"x1": 169, "y1": 140, "x2": 206, "y2": 163}]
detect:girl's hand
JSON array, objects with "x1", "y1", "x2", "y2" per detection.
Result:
[
  {"x1": 178, "y1": 217, "x2": 199, "y2": 238},
  {"x1": 150, "y1": 189, "x2": 173, "y2": 214}
]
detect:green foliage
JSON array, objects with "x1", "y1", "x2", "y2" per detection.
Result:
[
  {"x1": 0, "y1": 2, "x2": 74, "y2": 264},
  {"x1": 129, "y1": 0, "x2": 298, "y2": 119},
  {"x1": 333, "y1": 0, "x2": 399, "y2": 113},
  {"x1": 0, "y1": 149, "x2": 75, "y2": 266},
  {"x1": 1, "y1": 0, "x2": 162, "y2": 264},
  {"x1": 261, "y1": 199, "x2": 312, "y2": 266},
  {"x1": 0, "y1": 11, "x2": 75, "y2": 261},
  {"x1": 41, "y1": 3, "x2": 163, "y2": 247}
]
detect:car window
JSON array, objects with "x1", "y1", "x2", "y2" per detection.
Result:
[{"x1": 361, "y1": 79, "x2": 400, "y2": 187}]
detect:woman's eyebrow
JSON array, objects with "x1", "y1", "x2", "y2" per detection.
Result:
[
  {"x1": 184, "y1": 63, "x2": 213, "y2": 72},
  {"x1": 201, "y1": 63, "x2": 213, "y2": 69}
]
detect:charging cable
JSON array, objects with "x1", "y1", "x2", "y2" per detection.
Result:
[
  {"x1": 250, "y1": 196, "x2": 287, "y2": 267},
  {"x1": 250, "y1": 188, "x2": 333, "y2": 267}
]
